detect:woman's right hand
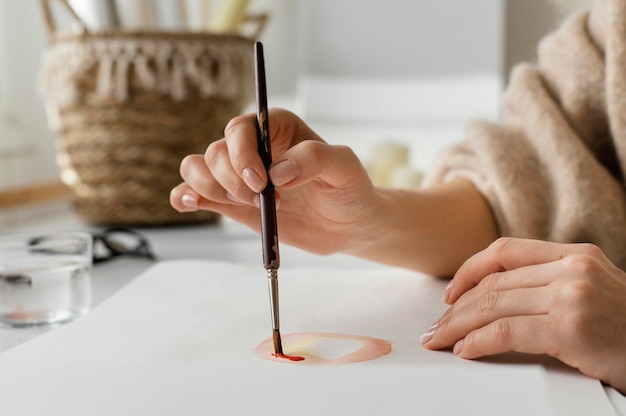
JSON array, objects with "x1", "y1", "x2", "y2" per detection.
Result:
[{"x1": 170, "y1": 108, "x2": 379, "y2": 256}]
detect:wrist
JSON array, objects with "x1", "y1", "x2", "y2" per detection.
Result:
[{"x1": 343, "y1": 179, "x2": 498, "y2": 276}]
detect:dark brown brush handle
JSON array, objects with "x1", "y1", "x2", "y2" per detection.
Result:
[{"x1": 254, "y1": 41, "x2": 280, "y2": 270}]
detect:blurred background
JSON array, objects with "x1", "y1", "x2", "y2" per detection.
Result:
[{"x1": 0, "y1": 0, "x2": 584, "y2": 224}]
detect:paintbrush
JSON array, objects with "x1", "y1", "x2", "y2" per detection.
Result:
[{"x1": 254, "y1": 41, "x2": 283, "y2": 356}]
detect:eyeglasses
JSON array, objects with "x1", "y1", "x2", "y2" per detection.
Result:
[
  {"x1": 92, "y1": 227, "x2": 157, "y2": 264},
  {"x1": 27, "y1": 228, "x2": 158, "y2": 264}
]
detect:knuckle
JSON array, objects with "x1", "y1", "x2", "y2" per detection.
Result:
[
  {"x1": 299, "y1": 139, "x2": 323, "y2": 155},
  {"x1": 489, "y1": 319, "x2": 513, "y2": 346},
  {"x1": 575, "y1": 243, "x2": 605, "y2": 259},
  {"x1": 334, "y1": 144, "x2": 358, "y2": 158},
  {"x1": 224, "y1": 114, "x2": 248, "y2": 136},
  {"x1": 477, "y1": 291, "x2": 500, "y2": 314},
  {"x1": 334, "y1": 145, "x2": 361, "y2": 168},
  {"x1": 560, "y1": 277, "x2": 595, "y2": 305},
  {"x1": 489, "y1": 237, "x2": 516, "y2": 256},
  {"x1": 297, "y1": 140, "x2": 325, "y2": 165},
  {"x1": 205, "y1": 140, "x2": 226, "y2": 164},
  {"x1": 561, "y1": 253, "x2": 602, "y2": 277},
  {"x1": 479, "y1": 272, "x2": 502, "y2": 293}
]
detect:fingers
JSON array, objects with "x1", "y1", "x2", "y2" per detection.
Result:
[
  {"x1": 421, "y1": 286, "x2": 549, "y2": 351},
  {"x1": 453, "y1": 315, "x2": 556, "y2": 359},
  {"x1": 211, "y1": 108, "x2": 327, "y2": 195},
  {"x1": 209, "y1": 109, "x2": 368, "y2": 197},
  {"x1": 170, "y1": 182, "x2": 201, "y2": 212},
  {"x1": 421, "y1": 258, "x2": 563, "y2": 357},
  {"x1": 205, "y1": 139, "x2": 259, "y2": 205},
  {"x1": 269, "y1": 142, "x2": 368, "y2": 189},
  {"x1": 445, "y1": 238, "x2": 607, "y2": 304},
  {"x1": 222, "y1": 113, "x2": 268, "y2": 193},
  {"x1": 422, "y1": 245, "x2": 617, "y2": 363},
  {"x1": 170, "y1": 107, "x2": 331, "y2": 218}
]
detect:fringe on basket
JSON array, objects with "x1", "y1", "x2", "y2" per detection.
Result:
[{"x1": 40, "y1": 37, "x2": 252, "y2": 109}]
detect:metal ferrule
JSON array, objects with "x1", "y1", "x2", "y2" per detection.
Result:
[{"x1": 267, "y1": 268, "x2": 279, "y2": 330}]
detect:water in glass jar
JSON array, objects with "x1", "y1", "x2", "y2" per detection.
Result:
[{"x1": 0, "y1": 258, "x2": 92, "y2": 328}]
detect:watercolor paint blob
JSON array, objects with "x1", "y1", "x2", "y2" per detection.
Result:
[{"x1": 255, "y1": 332, "x2": 392, "y2": 365}]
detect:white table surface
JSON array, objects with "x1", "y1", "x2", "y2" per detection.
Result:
[
  {"x1": 2, "y1": 202, "x2": 625, "y2": 415},
  {"x1": 0, "y1": 201, "x2": 388, "y2": 353}
]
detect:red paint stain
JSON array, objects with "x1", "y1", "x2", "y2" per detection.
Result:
[
  {"x1": 256, "y1": 332, "x2": 392, "y2": 366},
  {"x1": 272, "y1": 352, "x2": 305, "y2": 362}
]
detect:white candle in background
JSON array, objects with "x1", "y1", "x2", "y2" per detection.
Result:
[
  {"x1": 67, "y1": 0, "x2": 119, "y2": 30},
  {"x1": 115, "y1": 0, "x2": 157, "y2": 30},
  {"x1": 366, "y1": 142, "x2": 410, "y2": 187},
  {"x1": 154, "y1": 0, "x2": 186, "y2": 30}
]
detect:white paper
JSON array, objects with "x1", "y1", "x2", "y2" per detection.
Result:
[{"x1": 0, "y1": 260, "x2": 616, "y2": 416}]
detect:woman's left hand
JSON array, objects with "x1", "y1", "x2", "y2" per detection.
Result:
[{"x1": 420, "y1": 237, "x2": 626, "y2": 394}]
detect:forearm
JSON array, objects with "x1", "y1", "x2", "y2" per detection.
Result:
[{"x1": 345, "y1": 178, "x2": 498, "y2": 276}]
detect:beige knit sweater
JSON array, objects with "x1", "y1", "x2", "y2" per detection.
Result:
[{"x1": 425, "y1": 0, "x2": 626, "y2": 269}]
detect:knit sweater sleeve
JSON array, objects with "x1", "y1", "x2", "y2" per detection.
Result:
[{"x1": 423, "y1": 0, "x2": 626, "y2": 269}]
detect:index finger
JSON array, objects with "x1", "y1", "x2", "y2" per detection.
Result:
[
  {"x1": 222, "y1": 108, "x2": 309, "y2": 193},
  {"x1": 222, "y1": 112, "x2": 268, "y2": 193},
  {"x1": 445, "y1": 237, "x2": 601, "y2": 304}
]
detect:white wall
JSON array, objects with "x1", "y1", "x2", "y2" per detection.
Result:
[
  {"x1": 0, "y1": 0, "x2": 57, "y2": 190},
  {"x1": 296, "y1": 0, "x2": 504, "y2": 79}
]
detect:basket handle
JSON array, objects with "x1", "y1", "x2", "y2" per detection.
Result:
[
  {"x1": 39, "y1": 1, "x2": 266, "y2": 39},
  {"x1": 39, "y1": 0, "x2": 90, "y2": 37},
  {"x1": 243, "y1": 12, "x2": 269, "y2": 41}
]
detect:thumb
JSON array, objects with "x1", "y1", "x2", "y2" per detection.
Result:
[{"x1": 269, "y1": 141, "x2": 369, "y2": 189}]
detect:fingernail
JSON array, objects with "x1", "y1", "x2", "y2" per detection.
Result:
[
  {"x1": 252, "y1": 192, "x2": 279, "y2": 209},
  {"x1": 274, "y1": 190, "x2": 281, "y2": 210},
  {"x1": 443, "y1": 280, "x2": 454, "y2": 303},
  {"x1": 419, "y1": 322, "x2": 438, "y2": 345},
  {"x1": 269, "y1": 159, "x2": 298, "y2": 186},
  {"x1": 181, "y1": 194, "x2": 198, "y2": 209},
  {"x1": 243, "y1": 168, "x2": 265, "y2": 193},
  {"x1": 453, "y1": 339, "x2": 464, "y2": 355},
  {"x1": 226, "y1": 193, "x2": 244, "y2": 205}
]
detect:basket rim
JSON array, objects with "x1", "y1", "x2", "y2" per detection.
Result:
[{"x1": 47, "y1": 30, "x2": 256, "y2": 45}]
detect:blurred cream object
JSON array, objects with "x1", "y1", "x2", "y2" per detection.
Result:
[
  {"x1": 67, "y1": 0, "x2": 119, "y2": 30},
  {"x1": 115, "y1": 0, "x2": 157, "y2": 30},
  {"x1": 209, "y1": 0, "x2": 250, "y2": 33},
  {"x1": 367, "y1": 142, "x2": 410, "y2": 186},
  {"x1": 388, "y1": 165, "x2": 424, "y2": 190},
  {"x1": 548, "y1": 0, "x2": 593, "y2": 13}
]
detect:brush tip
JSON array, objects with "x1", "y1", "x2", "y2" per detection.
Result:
[{"x1": 272, "y1": 328, "x2": 283, "y2": 355}]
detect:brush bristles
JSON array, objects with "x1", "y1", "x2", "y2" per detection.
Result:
[{"x1": 272, "y1": 328, "x2": 283, "y2": 355}]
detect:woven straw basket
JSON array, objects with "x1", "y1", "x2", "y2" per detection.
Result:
[{"x1": 39, "y1": 0, "x2": 266, "y2": 226}]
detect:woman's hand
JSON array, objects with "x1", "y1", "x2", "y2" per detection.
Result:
[
  {"x1": 171, "y1": 107, "x2": 498, "y2": 275},
  {"x1": 170, "y1": 108, "x2": 379, "y2": 256},
  {"x1": 421, "y1": 237, "x2": 626, "y2": 393}
]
